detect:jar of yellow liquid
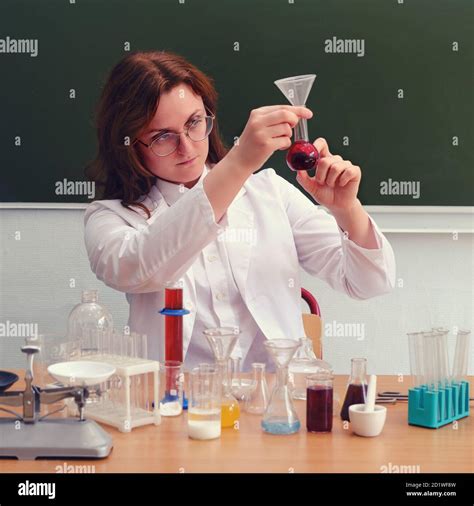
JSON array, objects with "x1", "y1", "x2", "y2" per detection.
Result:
[{"x1": 221, "y1": 399, "x2": 240, "y2": 428}]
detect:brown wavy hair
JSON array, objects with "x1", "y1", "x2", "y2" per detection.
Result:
[{"x1": 85, "y1": 51, "x2": 229, "y2": 218}]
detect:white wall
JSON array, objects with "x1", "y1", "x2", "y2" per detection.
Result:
[{"x1": 1, "y1": 207, "x2": 473, "y2": 375}]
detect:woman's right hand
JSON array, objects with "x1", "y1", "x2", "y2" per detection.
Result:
[{"x1": 230, "y1": 105, "x2": 313, "y2": 174}]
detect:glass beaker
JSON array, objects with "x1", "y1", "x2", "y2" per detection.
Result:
[
  {"x1": 245, "y1": 363, "x2": 270, "y2": 415},
  {"x1": 340, "y1": 358, "x2": 368, "y2": 421},
  {"x1": 289, "y1": 337, "x2": 333, "y2": 400},
  {"x1": 188, "y1": 365, "x2": 221, "y2": 440},
  {"x1": 306, "y1": 372, "x2": 333, "y2": 432},
  {"x1": 261, "y1": 339, "x2": 301, "y2": 434},
  {"x1": 274, "y1": 74, "x2": 319, "y2": 171},
  {"x1": 159, "y1": 360, "x2": 184, "y2": 416},
  {"x1": 203, "y1": 327, "x2": 241, "y2": 428}
]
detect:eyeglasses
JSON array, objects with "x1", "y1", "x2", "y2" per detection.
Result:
[{"x1": 136, "y1": 111, "x2": 215, "y2": 157}]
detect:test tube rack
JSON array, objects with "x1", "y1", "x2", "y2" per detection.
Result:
[
  {"x1": 80, "y1": 355, "x2": 161, "y2": 433},
  {"x1": 408, "y1": 381, "x2": 470, "y2": 429}
]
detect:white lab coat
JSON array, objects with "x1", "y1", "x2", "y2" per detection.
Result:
[{"x1": 84, "y1": 166, "x2": 396, "y2": 364}]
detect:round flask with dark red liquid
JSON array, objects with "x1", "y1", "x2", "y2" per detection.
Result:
[{"x1": 286, "y1": 140, "x2": 319, "y2": 172}]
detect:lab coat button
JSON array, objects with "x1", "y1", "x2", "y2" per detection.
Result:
[
  {"x1": 207, "y1": 255, "x2": 217, "y2": 262},
  {"x1": 216, "y1": 292, "x2": 226, "y2": 301}
]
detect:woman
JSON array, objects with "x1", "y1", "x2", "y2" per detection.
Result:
[{"x1": 84, "y1": 51, "x2": 396, "y2": 371}]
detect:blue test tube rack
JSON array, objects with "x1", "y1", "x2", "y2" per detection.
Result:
[{"x1": 408, "y1": 381, "x2": 470, "y2": 429}]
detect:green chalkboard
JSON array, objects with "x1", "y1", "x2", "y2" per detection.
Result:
[{"x1": 0, "y1": 0, "x2": 472, "y2": 204}]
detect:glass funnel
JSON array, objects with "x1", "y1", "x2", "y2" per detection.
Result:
[
  {"x1": 261, "y1": 339, "x2": 301, "y2": 434},
  {"x1": 203, "y1": 327, "x2": 241, "y2": 428},
  {"x1": 274, "y1": 74, "x2": 319, "y2": 172}
]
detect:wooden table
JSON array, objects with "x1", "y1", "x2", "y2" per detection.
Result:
[{"x1": 0, "y1": 374, "x2": 472, "y2": 473}]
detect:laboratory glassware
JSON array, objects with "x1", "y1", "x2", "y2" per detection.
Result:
[
  {"x1": 452, "y1": 329, "x2": 471, "y2": 383},
  {"x1": 188, "y1": 365, "x2": 221, "y2": 440},
  {"x1": 306, "y1": 372, "x2": 333, "y2": 432},
  {"x1": 245, "y1": 363, "x2": 270, "y2": 415},
  {"x1": 261, "y1": 339, "x2": 301, "y2": 434},
  {"x1": 289, "y1": 337, "x2": 333, "y2": 400},
  {"x1": 274, "y1": 74, "x2": 319, "y2": 171},
  {"x1": 230, "y1": 357, "x2": 253, "y2": 401},
  {"x1": 67, "y1": 290, "x2": 113, "y2": 355},
  {"x1": 203, "y1": 327, "x2": 241, "y2": 428},
  {"x1": 159, "y1": 360, "x2": 184, "y2": 417},
  {"x1": 407, "y1": 328, "x2": 470, "y2": 429},
  {"x1": 340, "y1": 358, "x2": 368, "y2": 421}
]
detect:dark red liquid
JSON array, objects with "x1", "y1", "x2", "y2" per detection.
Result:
[
  {"x1": 164, "y1": 288, "x2": 183, "y2": 392},
  {"x1": 286, "y1": 140, "x2": 319, "y2": 171},
  {"x1": 307, "y1": 386, "x2": 333, "y2": 432},
  {"x1": 164, "y1": 288, "x2": 183, "y2": 362},
  {"x1": 340, "y1": 384, "x2": 368, "y2": 421}
]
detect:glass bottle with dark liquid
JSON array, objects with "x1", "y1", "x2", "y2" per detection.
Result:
[{"x1": 340, "y1": 358, "x2": 368, "y2": 421}]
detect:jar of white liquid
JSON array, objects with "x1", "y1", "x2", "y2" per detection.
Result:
[
  {"x1": 289, "y1": 338, "x2": 333, "y2": 400},
  {"x1": 188, "y1": 365, "x2": 221, "y2": 440}
]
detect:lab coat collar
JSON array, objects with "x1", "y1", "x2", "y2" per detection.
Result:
[
  {"x1": 149, "y1": 161, "x2": 247, "y2": 211},
  {"x1": 155, "y1": 163, "x2": 208, "y2": 206}
]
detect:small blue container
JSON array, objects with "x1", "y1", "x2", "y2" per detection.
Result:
[{"x1": 408, "y1": 381, "x2": 470, "y2": 429}]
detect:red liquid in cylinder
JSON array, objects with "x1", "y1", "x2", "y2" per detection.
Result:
[
  {"x1": 164, "y1": 288, "x2": 183, "y2": 362},
  {"x1": 164, "y1": 288, "x2": 183, "y2": 393}
]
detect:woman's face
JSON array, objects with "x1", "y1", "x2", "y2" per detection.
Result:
[{"x1": 137, "y1": 84, "x2": 209, "y2": 188}]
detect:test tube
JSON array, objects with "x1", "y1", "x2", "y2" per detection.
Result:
[
  {"x1": 408, "y1": 332, "x2": 425, "y2": 388},
  {"x1": 112, "y1": 329, "x2": 124, "y2": 363},
  {"x1": 452, "y1": 329, "x2": 471, "y2": 383},
  {"x1": 434, "y1": 329, "x2": 450, "y2": 388},
  {"x1": 407, "y1": 332, "x2": 419, "y2": 387},
  {"x1": 422, "y1": 331, "x2": 436, "y2": 391}
]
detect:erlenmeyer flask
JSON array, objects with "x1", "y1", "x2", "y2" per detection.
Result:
[
  {"x1": 274, "y1": 74, "x2": 319, "y2": 172},
  {"x1": 245, "y1": 363, "x2": 270, "y2": 415},
  {"x1": 261, "y1": 339, "x2": 301, "y2": 434},
  {"x1": 340, "y1": 358, "x2": 368, "y2": 421},
  {"x1": 203, "y1": 327, "x2": 241, "y2": 428}
]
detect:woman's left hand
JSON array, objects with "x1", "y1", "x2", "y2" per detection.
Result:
[{"x1": 295, "y1": 137, "x2": 361, "y2": 212}]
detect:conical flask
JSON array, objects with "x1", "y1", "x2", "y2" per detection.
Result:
[
  {"x1": 274, "y1": 74, "x2": 319, "y2": 172},
  {"x1": 261, "y1": 339, "x2": 301, "y2": 434},
  {"x1": 203, "y1": 327, "x2": 241, "y2": 428},
  {"x1": 245, "y1": 363, "x2": 270, "y2": 415},
  {"x1": 340, "y1": 357, "x2": 368, "y2": 421}
]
